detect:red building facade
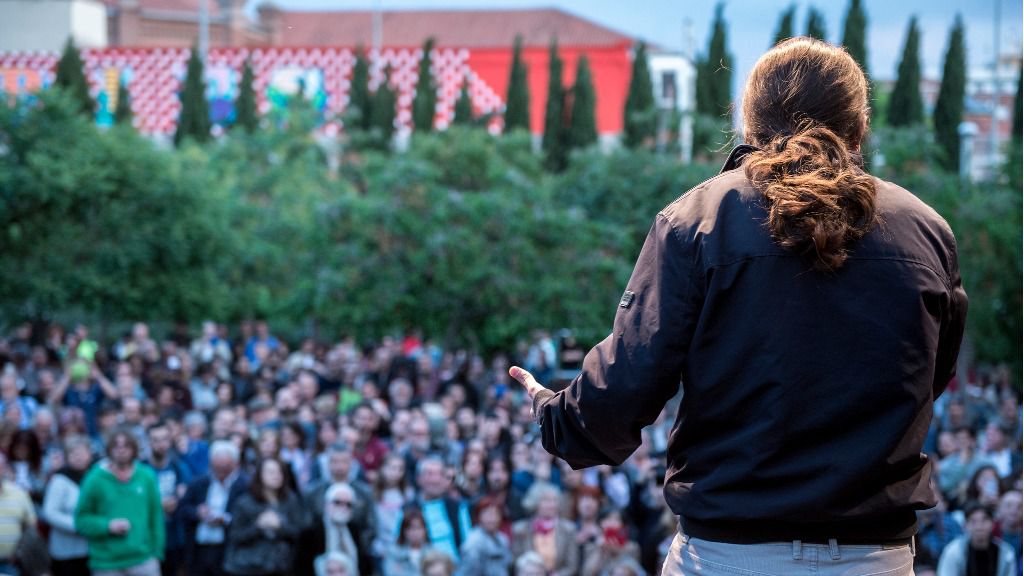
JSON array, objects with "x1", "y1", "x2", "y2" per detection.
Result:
[{"x1": 0, "y1": 7, "x2": 636, "y2": 137}]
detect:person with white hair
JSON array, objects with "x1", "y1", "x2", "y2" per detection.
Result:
[
  {"x1": 511, "y1": 481, "x2": 579, "y2": 576},
  {"x1": 179, "y1": 440, "x2": 250, "y2": 576},
  {"x1": 296, "y1": 481, "x2": 373, "y2": 576},
  {"x1": 313, "y1": 551, "x2": 355, "y2": 576}
]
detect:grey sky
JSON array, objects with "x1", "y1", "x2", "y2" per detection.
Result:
[{"x1": 270, "y1": 0, "x2": 1022, "y2": 92}]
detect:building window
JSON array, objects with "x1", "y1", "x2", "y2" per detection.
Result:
[{"x1": 661, "y1": 71, "x2": 677, "y2": 106}]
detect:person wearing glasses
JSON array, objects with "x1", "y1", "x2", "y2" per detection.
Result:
[
  {"x1": 296, "y1": 482, "x2": 374, "y2": 576},
  {"x1": 75, "y1": 429, "x2": 164, "y2": 576}
]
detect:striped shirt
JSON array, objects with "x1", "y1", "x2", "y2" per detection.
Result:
[{"x1": 0, "y1": 481, "x2": 35, "y2": 559}]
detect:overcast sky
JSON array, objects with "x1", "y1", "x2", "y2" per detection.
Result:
[{"x1": 270, "y1": 0, "x2": 1022, "y2": 89}]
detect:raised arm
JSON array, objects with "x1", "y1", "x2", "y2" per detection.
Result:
[{"x1": 92, "y1": 363, "x2": 119, "y2": 400}]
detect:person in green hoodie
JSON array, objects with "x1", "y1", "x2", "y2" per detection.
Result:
[{"x1": 75, "y1": 428, "x2": 165, "y2": 576}]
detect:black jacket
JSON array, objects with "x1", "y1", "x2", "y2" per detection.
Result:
[
  {"x1": 535, "y1": 146, "x2": 968, "y2": 543},
  {"x1": 223, "y1": 492, "x2": 304, "y2": 575},
  {"x1": 180, "y1": 472, "x2": 251, "y2": 552}
]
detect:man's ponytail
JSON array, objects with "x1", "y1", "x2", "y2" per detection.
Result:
[{"x1": 744, "y1": 122, "x2": 877, "y2": 272}]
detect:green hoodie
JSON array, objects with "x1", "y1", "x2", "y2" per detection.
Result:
[{"x1": 74, "y1": 461, "x2": 165, "y2": 570}]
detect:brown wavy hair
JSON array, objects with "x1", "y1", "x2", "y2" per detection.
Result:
[{"x1": 742, "y1": 37, "x2": 877, "y2": 272}]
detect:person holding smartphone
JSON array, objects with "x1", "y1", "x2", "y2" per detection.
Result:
[{"x1": 512, "y1": 36, "x2": 967, "y2": 575}]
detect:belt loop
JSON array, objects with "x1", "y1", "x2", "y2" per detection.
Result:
[
  {"x1": 910, "y1": 537, "x2": 916, "y2": 557},
  {"x1": 828, "y1": 538, "x2": 840, "y2": 560},
  {"x1": 792, "y1": 540, "x2": 802, "y2": 560}
]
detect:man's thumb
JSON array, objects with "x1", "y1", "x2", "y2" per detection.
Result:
[{"x1": 509, "y1": 366, "x2": 533, "y2": 385}]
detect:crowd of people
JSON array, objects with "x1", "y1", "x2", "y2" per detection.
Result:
[{"x1": 0, "y1": 319, "x2": 1018, "y2": 576}]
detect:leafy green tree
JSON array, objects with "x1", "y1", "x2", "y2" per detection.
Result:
[
  {"x1": 806, "y1": 7, "x2": 828, "y2": 40},
  {"x1": 568, "y1": 55, "x2": 597, "y2": 150},
  {"x1": 504, "y1": 35, "x2": 530, "y2": 133},
  {"x1": 174, "y1": 47, "x2": 211, "y2": 146},
  {"x1": 53, "y1": 37, "x2": 94, "y2": 117},
  {"x1": 0, "y1": 89, "x2": 233, "y2": 323},
  {"x1": 204, "y1": 95, "x2": 334, "y2": 327},
  {"x1": 234, "y1": 58, "x2": 258, "y2": 133},
  {"x1": 841, "y1": 0, "x2": 869, "y2": 74},
  {"x1": 933, "y1": 15, "x2": 967, "y2": 171},
  {"x1": 888, "y1": 17, "x2": 924, "y2": 126},
  {"x1": 772, "y1": 5, "x2": 796, "y2": 46},
  {"x1": 348, "y1": 46, "x2": 372, "y2": 131},
  {"x1": 453, "y1": 77, "x2": 473, "y2": 126},
  {"x1": 370, "y1": 65, "x2": 396, "y2": 147},
  {"x1": 114, "y1": 79, "x2": 133, "y2": 126},
  {"x1": 623, "y1": 42, "x2": 655, "y2": 148},
  {"x1": 542, "y1": 38, "x2": 567, "y2": 171},
  {"x1": 412, "y1": 38, "x2": 437, "y2": 133}
]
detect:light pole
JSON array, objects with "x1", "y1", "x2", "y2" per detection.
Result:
[{"x1": 990, "y1": 0, "x2": 1001, "y2": 177}]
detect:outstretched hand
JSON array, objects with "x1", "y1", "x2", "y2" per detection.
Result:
[{"x1": 508, "y1": 366, "x2": 546, "y2": 401}]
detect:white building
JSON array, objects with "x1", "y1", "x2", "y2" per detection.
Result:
[
  {"x1": 649, "y1": 49, "x2": 697, "y2": 162},
  {"x1": 0, "y1": 0, "x2": 108, "y2": 52}
]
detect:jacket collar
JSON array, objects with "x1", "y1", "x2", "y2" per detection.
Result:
[
  {"x1": 718, "y1": 142, "x2": 867, "y2": 172},
  {"x1": 720, "y1": 144, "x2": 761, "y2": 173}
]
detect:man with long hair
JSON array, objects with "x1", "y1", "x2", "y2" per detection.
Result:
[
  {"x1": 76, "y1": 428, "x2": 165, "y2": 576},
  {"x1": 513, "y1": 36, "x2": 967, "y2": 575}
]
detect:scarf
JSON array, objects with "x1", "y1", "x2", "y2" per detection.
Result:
[
  {"x1": 532, "y1": 517, "x2": 556, "y2": 536},
  {"x1": 57, "y1": 466, "x2": 86, "y2": 485}
]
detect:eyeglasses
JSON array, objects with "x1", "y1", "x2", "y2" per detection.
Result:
[{"x1": 331, "y1": 500, "x2": 353, "y2": 507}]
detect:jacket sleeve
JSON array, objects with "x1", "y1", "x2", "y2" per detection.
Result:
[
  {"x1": 537, "y1": 212, "x2": 701, "y2": 469},
  {"x1": 41, "y1": 475, "x2": 76, "y2": 533},
  {"x1": 932, "y1": 231, "x2": 968, "y2": 399},
  {"x1": 74, "y1": 473, "x2": 110, "y2": 538},
  {"x1": 149, "y1": 469, "x2": 166, "y2": 560},
  {"x1": 277, "y1": 496, "x2": 304, "y2": 541},
  {"x1": 456, "y1": 532, "x2": 483, "y2": 576},
  {"x1": 178, "y1": 479, "x2": 204, "y2": 528},
  {"x1": 226, "y1": 497, "x2": 263, "y2": 545}
]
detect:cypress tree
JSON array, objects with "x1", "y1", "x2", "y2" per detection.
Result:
[
  {"x1": 772, "y1": 5, "x2": 796, "y2": 47},
  {"x1": 453, "y1": 77, "x2": 473, "y2": 126},
  {"x1": 706, "y1": 3, "x2": 733, "y2": 119},
  {"x1": 412, "y1": 37, "x2": 437, "y2": 133},
  {"x1": 349, "y1": 46, "x2": 372, "y2": 131},
  {"x1": 568, "y1": 54, "x2": 597, "y2": 150},
  {"x1": 933, "y1": 15, "x2": 967, "y2": 171},
  {"x1": 370, "y1": 65, "x2": 396, "y2": 145},
  {"x1": 841, "y1": 0, "x2": 869, "y2": 75},
  {"x1": 806, "y1": 7, "x2": 828, "y2": 41},
  {"x1": 623, "y1": 42, "x2": 655, "y2": 148},
  {"x1": 504, "y1": 35, "x2": 530, "y2": 132},
  {"x1": 888, "y1": 17, "x2": 924, "y2": 126},
  {"x1": 694, "y1": 56, "x2": 712, "y2": 116},
  {"x1": 54, "y1": 37, "x2": 94, "y2": 116},
  {"x1": 542, "y1": 38, "x2": 567, "y2": 171},
  {"x1": 114, "y1": 79, "x2": 133, "y2": 126},
  {"x1": 234, "y1": 58, "x2": 257, "y2": 133},
  {"x1": 174, "y1": 47, "x2": 211, "y2": 146}
]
